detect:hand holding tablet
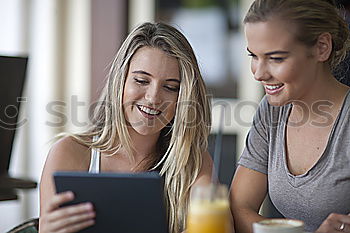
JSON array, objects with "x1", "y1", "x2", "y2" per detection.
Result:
[{"x1": 54, "y1": 171, "x2": 169, "y2": 233}]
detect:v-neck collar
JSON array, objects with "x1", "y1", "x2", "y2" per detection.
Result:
[{"x1": 281, "y1": 89, "x2": 350, "y2": 186}]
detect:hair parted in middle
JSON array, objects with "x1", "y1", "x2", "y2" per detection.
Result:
[{"x1": 71, "y1": 22, "x2": 211, "y2": 233}]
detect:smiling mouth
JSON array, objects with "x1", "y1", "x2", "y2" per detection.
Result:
[
  {"x1": 263, "y1": 83, "x2": 285, "y2": 95},
  {"x1": 136, "y1": 104, "x2": 162, "y2": 116},
  {"x1": 264, "y1": 84, "x2": 284, "y2": 90}
]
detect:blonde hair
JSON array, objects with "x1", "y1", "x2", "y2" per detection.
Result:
[
  {"x1": 71, "y1": 22, "x2": 211, "y2": 233},
  {"x1": 244, "y1": 0, "x2": 350, "y2": 71}
]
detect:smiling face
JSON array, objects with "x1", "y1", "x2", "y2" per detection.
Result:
[
  {"x1": 245, "y1": 19, "x2": 320, "y2": 106},
  {"x1": 123, "y1": 46, "x2": 180, "y2": 136}
]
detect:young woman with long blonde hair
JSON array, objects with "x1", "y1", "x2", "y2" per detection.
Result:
[{"x1": 39, "y1": 22, "x2": 213, "y2": 233}]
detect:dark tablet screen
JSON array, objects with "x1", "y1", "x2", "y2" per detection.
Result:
[{"x1": 54, "y1": 171, "x2": 169, "y2": 233}]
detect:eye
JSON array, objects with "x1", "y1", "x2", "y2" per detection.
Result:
[
  {"x1": 248, "y1": 53, "x2": 258, "y2": 60},
  {"x1": 164, "y1": 84, "x2": 180, "y2": 92},
  {"x1": 164, "y1": 85, "x2": 180, "y2": 92},
  {"x1": 134, "y1": 77, "x2": 149, "y2": 85},
  {"x1": 270, "y1": 57, "x2": 286, "y2": 63}
]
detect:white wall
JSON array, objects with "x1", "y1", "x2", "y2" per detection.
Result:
[
  {"x1": 0, "y1": 0, "x2": 91, "y2": 231},
  {"x1": 0, "y1": 0, "x2": 32, "y2": 231},
  {"x1": 129, "y1": 0, "x2": 155, "y2": 31}
]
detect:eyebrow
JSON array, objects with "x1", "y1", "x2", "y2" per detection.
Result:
[
  {"x1": 166, "y1": 79, "x2": 180, "y2": 83},
  {"x1": 247, "y1": 48, "x2": 290, "y2": 56},
  {"x1": 132, "y1": 70, "x2": 180, "y2": 83},
  {"x1": 132, "y1": 70, "x2": 152, "y2": 76}
]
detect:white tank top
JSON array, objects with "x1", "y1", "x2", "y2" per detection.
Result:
[{"x1": 88, "y1": 135, "x2": 100, "y2": 173}]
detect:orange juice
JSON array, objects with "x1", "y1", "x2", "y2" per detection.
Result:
[{"x1": 187, "y1": 199, "x2": 231, "y2": 233}]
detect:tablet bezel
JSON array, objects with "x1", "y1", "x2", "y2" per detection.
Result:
[{"x1": 53, "y1": 171, "x2": 169, "y2": 233}]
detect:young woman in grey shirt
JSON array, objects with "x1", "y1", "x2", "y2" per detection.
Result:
[{"x1": 230, "y1": 0, "x2": 350, "y2": 233}]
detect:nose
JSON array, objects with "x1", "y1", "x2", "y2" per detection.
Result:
[
  {"x1": 252, "y1": 60, "x2": 270, "y2": 81},
  {"x1": 145, "y1": 84, "x2": 162, "y2": 105}
]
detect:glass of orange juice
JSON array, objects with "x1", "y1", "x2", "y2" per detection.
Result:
[{"x1": 187, "y1": 184, "x2": 232, "y2": 233}]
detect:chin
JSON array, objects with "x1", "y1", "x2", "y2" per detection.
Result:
[
  {"x1": 133, "y1": 127, "x2": 161, "y2": 136},
  {"x1": 266, "y1": 95, "x2": 289, "y2": 107}
]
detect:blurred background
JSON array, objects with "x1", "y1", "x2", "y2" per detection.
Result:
[{"x1": 0, "y1": 0, "x2": 264, "y2": 231}]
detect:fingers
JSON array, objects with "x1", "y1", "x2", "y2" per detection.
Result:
[
  {"x1": 338, "y1": 214, "x2": 350, "y2": 232},
  {"x1": 48, "y1": 202, "x2": 95, "y2": 228},
  {"x1": 338, "y1": 213, "x2": 350, "y2": 226},
  {"x1": 328, "y1": 213, "x2": 348, "y2": 232},
  {"x1": 55, "y1": 219, "x2": 95, "y2": 233},
  {"x1": 343, "y1": 223, "x2": 350, "y2": 233},
  {"x1": 41, "y1": 205, "x2": 95, "y2": 233},
  {"x1": 40, "y1": 191, "x2": 96, "y2": 233},
  {"x1": 51, "y1": 211, "x2": 95, "y2": 232},
  {"x1": 45, "y1": 191, "x2": 75, "y2": 213},
  {"x1": 316, "y1": 213, "x2": 350, "y2": 233}
]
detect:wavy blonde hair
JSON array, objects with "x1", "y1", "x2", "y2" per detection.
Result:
[
  {"x1": 244, "y1": 0, "x2": 350, "y2": 71},
  {"x1": 70, "y1": 22, "x2": 211, "y2": 233}
]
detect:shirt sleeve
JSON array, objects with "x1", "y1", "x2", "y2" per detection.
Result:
[{"x1": 238, "y1": 96, "x2": 270, "y2": 174}]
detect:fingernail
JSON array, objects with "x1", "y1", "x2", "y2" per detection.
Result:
[
  {"x1": 66, "y1": 191, "x2": 74, "y2": 198},
  {"x1": 85, "y1": 203, "x2": 93, "y2": 209}
]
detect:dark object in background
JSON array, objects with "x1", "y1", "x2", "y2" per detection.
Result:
[
  {"x1": 208, "y1": 134, "x2": 236, "y2": 186},
  {"x1": 334, "y1": 56, "x2": 350, "y2": 87},
  {"x1": 335, "y1": 0, "x2": 350, "y2": 86},
  {"x1": 336, "y1": 0, "x2": 350, "y2": 6},
  {"x1": 0, "y1": 55, "x2": 36, "y2": 201}
]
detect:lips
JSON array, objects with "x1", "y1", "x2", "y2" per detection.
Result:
[
  {"x1": 136, "y1": 104, "x2": 162, "y2": 118},
  {"x1": 264, "y1": 83, "x2": 284, "y2": 95}
]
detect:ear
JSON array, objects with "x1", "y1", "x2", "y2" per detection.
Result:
[{"x1": 315, "y1": 32, "x2": 332, "y2": 62}]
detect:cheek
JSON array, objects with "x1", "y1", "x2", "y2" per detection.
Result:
[
  {"x1": 122, "y1": 85, "x2": 140, "y2": 118},
  {"x1": 169, "y1": 102, "x2": 177, "y2": 117},
  {"x1": 164, "y1": 100, "x2": 177, "y2": 120},
  {"x1": 123, "y1": 85, "x2": 139, "y2": 105},
  {"x1": 274, "y1": 65, "x2": 297, "y2": 83}
]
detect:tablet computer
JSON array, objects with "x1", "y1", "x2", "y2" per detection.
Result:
[{"x1": 54, "y1": 171, "x2": 169, "y2": 233}]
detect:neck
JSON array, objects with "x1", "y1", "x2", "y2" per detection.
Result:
[
  {"x1": 127, "y1": 128, "x2": 160, "y2": 160},
  {"x1": 291, "y1": 71, "x2": 349, "y2": 121}
]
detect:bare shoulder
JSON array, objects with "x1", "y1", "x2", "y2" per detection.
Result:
[
  {"x1": 45, "y1": 136, "x2": 91, "y2": 171},
  {"x1": 39, "y1": 136, "x2": 91, "y2": 213}
]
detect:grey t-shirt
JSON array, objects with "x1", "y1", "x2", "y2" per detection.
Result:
[{"x1": 238, "y1": 93, "x2": 350, "y2": 232}]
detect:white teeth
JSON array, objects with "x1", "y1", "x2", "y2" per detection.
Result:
[
  {"x1": 265, "y1": 84, "x2": 284, "y2": 90},
  {"x1": 139, "y1": 105, "x2": 160, "y2": 115}
]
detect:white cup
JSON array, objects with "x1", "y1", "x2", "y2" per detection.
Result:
[{"x1": 253, "y1": 219, "x2": 304, "y2": 233}]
